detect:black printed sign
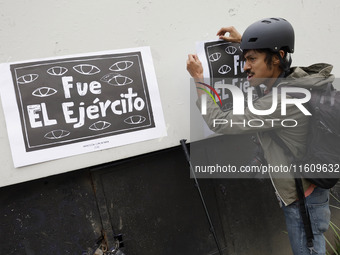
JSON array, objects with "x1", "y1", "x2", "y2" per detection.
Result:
[
  {"x1": 10, "y1": 52, "x2": 155, "y2": 152},
  {"x1": 204, "y1": 41, "x2": 257, "y2": 111}
]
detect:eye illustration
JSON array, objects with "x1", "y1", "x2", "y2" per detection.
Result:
[
  {"x1": 73, "y1": 64, "x2": 101, "y2": 75},
  {"x1": 17, "y1": 74, "x2": 39, "y2": 84},
  {"x1": 89, "y1": 121, "x2": 111, "y2": 131},
  {"x1": 32, "y1": 87, "x2": 57, "y2": 97},
  {"x1": 218, "y1": 65, "x2": 231, "y2": 75},
  {"x1": 47, "y1": 66, "x2": 68, "y2": 76},
  {"x1": 44, "y1": 130, "x2": 70, "y2": 140},
  {"x1": 209, "y1": 52, "x2": 221, "y2": 62},
  {"x1": 225, "y1": 46, "x2": 237, "y2": 55},
  {"x1": 100, "y1": 73, "x2": 133, "y2": 86},
  {"x1": 109, "y1": 61, "x2": 134, "y2": 71},
  {"x1": 124, "y1": 115, "x2": 146, "y2": 125}
]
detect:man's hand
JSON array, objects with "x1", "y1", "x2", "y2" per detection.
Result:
[
  {"x1": 216, "y1": 26, "x2": 242, "y2": 43},
  {"x1": 186, "y1": 54, "x2": 204, "y2": 79},
  {"x1": 186, "y1": 54, "x2": 206, "y2": 96}
]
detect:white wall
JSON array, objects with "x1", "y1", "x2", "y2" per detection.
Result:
[{"x1": 1, "y1": 0, "x2": 339, "y2": 187}]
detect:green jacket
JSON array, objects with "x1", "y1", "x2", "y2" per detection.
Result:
[{"x1": 196, "y1": 63, "x2": 334, "y2": 205}]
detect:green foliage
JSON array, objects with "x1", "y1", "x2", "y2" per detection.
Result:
[{"x1": 326, "y1": 192, "x2": 340, "y2": 255}]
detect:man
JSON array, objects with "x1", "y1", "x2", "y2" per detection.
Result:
[{"x1": 187, "y1": 18, "x2": 331, "y2": 255}]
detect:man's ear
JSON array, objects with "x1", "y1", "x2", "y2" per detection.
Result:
[
  {"x1": 273, "y1": 50, "x2": 285, "y2": 65},
  {"x1": 279, "y1": 50, "x2": 285, "y2": 59}
]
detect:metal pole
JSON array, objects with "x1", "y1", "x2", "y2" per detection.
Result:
[{"x1": 180, "y1": 139, "x2": 223, "y2": 255}]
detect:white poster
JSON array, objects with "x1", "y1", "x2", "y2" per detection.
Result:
[
  {"x1": 196, "y1": 40, "x2": 251, "y2": 109},
  {"x1": 0, "y1": 47, "x2": 166, "y2": 167},
  {"x1": 194, "y1": 40, "x2": 250, "y2": 138}
]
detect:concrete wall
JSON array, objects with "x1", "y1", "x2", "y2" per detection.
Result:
[
  {"x1": 1, "y1": 1, "x2": 340, "y2": 254},
  {"x1": 1, "y1": 0, "x2": 340, "y2": 186}
]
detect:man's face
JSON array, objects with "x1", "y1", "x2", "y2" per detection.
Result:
[{"x1": 243, "y1": 50, "x2": 277, "y2": 87}]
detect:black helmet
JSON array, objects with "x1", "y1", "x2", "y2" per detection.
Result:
[{"x1": 240, "y1": 17, "x2": 295, "y2": 53}]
